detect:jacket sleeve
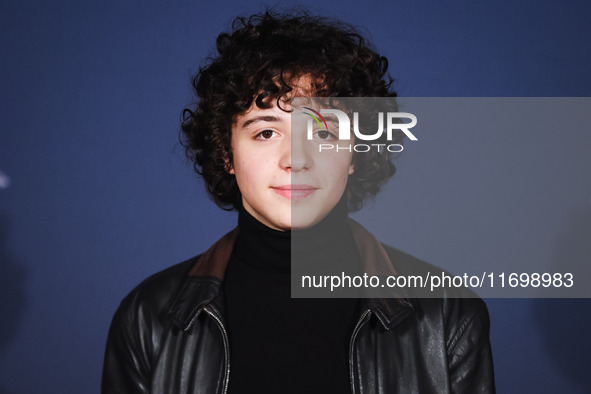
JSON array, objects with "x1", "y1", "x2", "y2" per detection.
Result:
[
  {"x1": 446, "y1": 300, "x2": 496, "y2": 394},
  {"x1": 101, "y1": 298, "x2": 151, "y2": 394}
]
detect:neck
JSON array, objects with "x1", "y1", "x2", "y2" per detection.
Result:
[{"x1": 233, "y1": 199, "x2": 355, "y2": 273}]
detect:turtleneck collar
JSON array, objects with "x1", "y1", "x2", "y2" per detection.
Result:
[
  {"x1": 233, "y1": 199, "x2": 358, "y2": 274},
  {"x1": 234, "y1": 206, "x2": 291, "y2": 273}
]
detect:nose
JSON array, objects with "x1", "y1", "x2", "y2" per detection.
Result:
[{"x1": 279, "y1": 131, "x2": 313, "y2": 172}]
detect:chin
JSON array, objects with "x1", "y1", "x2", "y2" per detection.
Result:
[
  {"x1": 290, "y1": 215, "x2": 322, "y2": 230},
  {"x1": 270, "y1": 216, "x2": 292, "y2": 232}
]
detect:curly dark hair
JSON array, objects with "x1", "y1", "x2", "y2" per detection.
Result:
[{"x1": 181, "y1": 10, "x2": 402, "y2": 212}]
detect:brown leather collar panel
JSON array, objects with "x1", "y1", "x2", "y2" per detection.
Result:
[{"x1": 187, "y1": 228, "x2": 239, "y2": 280}]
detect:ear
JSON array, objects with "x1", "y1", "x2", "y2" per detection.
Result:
[
  {"x1": 222, "y1": 151, "x2": 234, "y2": 174},
  {"x1": 348, "y1": 164, "x2": 355, "y2": 175},
  {"x1": 225, "y1": 159, "x2": 234, "y2": 174}
]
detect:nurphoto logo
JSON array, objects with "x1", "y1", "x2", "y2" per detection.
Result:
[{"x1": 302, "y1": 106, "x2": 418, "y2": 153}]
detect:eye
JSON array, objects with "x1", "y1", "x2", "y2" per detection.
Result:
[
  {"x1": 255, "y1": 129, "x2": 278, "y2": 140},
  {"x1": 314, "y1": 129, "x2": 337, "y2": 141}
]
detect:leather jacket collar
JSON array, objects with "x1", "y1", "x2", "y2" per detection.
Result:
[{"x1": 167, "y1": 219, "x2": 415, "y2": 332}]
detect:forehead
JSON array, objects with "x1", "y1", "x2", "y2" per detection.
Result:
[{"x1": 232, "y1": 101, "x2": 289, "y2": 130}]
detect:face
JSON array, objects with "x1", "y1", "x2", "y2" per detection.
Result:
[{"x1": 229, "y1": 89, "x2": 354, "y2": 231}]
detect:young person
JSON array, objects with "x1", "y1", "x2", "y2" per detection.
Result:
[{"x1": 102, "y1": 11, "x2": 495, "y2": 394}]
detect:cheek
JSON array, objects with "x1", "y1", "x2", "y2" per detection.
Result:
[
  {"x1": 234, "y1": 160, "x2": 254, "y2": 182},
  {"x1": 320, "y1": 154, "x2": 354, "y2": 179},
  {"x1": 233, "y1": 157, "x2": 270, "y2": 189}
]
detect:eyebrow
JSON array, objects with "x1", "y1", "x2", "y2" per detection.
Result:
[{"x1": 240, "y1": 115, "x2": 282, "y2": 129}]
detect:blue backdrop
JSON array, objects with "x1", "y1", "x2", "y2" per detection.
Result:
[{"x1": 1, "y1": 0, "x2": 590, "y2": 393}]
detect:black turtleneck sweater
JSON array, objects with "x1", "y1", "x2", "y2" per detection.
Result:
[{"x1": 224, "y1": 202, "x2": 361, "y2": 393}]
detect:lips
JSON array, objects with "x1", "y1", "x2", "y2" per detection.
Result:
[{"x1": 272, "y1": 185, "x2": 317, "y2": 199}]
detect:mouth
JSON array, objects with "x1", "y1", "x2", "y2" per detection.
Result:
[{"x1": 272, "y1": 185, "x2": 318, "y2": 200}]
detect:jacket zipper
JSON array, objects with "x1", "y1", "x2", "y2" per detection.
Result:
[
  {"x1": 204, "y1": 306, "x2": 230, "y2": 394},
  {"x1": 349, "y1": 309, "x2": 372, "y2": 394}
]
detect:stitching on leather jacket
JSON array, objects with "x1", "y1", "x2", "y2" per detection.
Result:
[{"x1": 446, "y1": 309, "x2": 483, "y2": 354}]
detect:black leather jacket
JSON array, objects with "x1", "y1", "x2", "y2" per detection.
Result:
[{"x1": 102, "y1": 221, "x2": 495, "y2": 393}]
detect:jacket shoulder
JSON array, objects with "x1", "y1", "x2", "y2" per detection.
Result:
[
  {"x1": 102, "y1": 256, "x2": 202, "y2": 392},
  {"x1": 116, "y1": 255, "x2": 201, "y2": 321},
  {"x1": 380, "y1": 243, "x2": 490, "y2": 342},
  {"x1": 380, "y1": 243, "x2": 493, "y2": 364}
]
